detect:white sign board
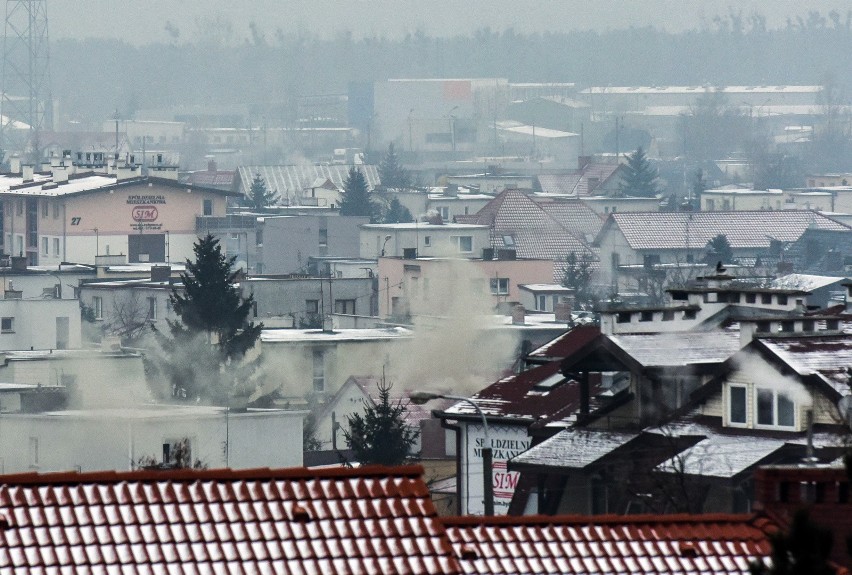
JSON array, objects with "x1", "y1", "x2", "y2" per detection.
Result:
[{"x1": 461, "y1": 423, "x2": 531, "y2": 515}]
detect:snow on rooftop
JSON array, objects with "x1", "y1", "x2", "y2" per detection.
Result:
[
  {"x1": 511, "y1": 429, "x2": 639, "y2": 469},
  {"x1": 261, "y1": 326, "x2": 413, "y2": 343}
]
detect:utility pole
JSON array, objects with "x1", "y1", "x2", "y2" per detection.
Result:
[{"x1": 1, "y1": 0, "x2": 51, "y2": 163}]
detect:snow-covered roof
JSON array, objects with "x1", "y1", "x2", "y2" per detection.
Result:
[
  {"x1": 510, "y1": 428, "x2": 639, "y2": 469},
  {"x1": 770, "y1": 273, "x2": 849, "y2": 292},
  {"x1": 261, "y1": 327, "x2": 413, "y2": 343},
  {"x1": 609, "y1": 328, "x2": 742, "y2": 367}
]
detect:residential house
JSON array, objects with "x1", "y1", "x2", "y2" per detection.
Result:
[
  {"x1": 456, "y1": 189, "x2": 598, "y2": 282},
  {"x1": 594, "y1": 210, "x2": 851, "y2": 291},
  {"x1": 360, "y1": 222, "x2": 491, "y2": 260},
  {"x1": 517, "y1": 284, "x2": 574, "y2": 313},
  {"x1": 259, "y1": 215, "x2": 370, "y2": 274},
  {"x1": 700, "y1": 188, "x2": 784, "y2": 211},
  {"x1": 786, "y1": 227, "x2": 852, "y2": 276},
  {"x1": 427, "y1": 188, "x2": 494, "y2": 223},
  {"x1": 769, "y1": 273, "x2": 850, "y2": 309},
  {"x1": 505, "y1": 276, "x2": 850, "y2": 517},
  {"x1": 0, "y1": 298, "x2": 81, "y2": 351},
  {"x1": 244, "y1": 274, "x2": 377, "y2": 328},
  {"x1": 0, "y1": 403, "x2": 305, "y2": 473},
  {"x1": 377, "y1": 255, "x2": 554, "y2": 319},
  {"x1": 536, "y1": 157, "x2": 626, "y2": 198}
]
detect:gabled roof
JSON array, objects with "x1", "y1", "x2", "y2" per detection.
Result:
[
  {"x1": 0, "y1": 465, "x2": 462, "y2": 575},
  {"x1": 596, "y1": 210, "x2": 851, "y2": 251},
  {"x1": 325, "y1": 375, "x2": 451, "y2": 427},
  {"x1": 537, "y1": 163, "x2": 623, "y2": 197},
  {"x1": 531, "y1": 196, "x2": 605, "y2": 241},
  {"x1": 438, "y1": 360, "x2": 603, "y2": 425},
  {"x1": 456, "y1": 189, "x2": 596, "y2": 273},
  {"x1": 444, "y1": 513, "x2": 775, "y2": 575},
  {"x1": 527, "y1": 325, "x2": 602, "y2": 363}
]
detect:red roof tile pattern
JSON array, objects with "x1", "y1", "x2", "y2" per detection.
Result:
[
  {"x1": 0, "y1": 465, "x2": 462, "y2": 575},
  {"x1": 599, "y1": 210, "x2": 851, "y2": 251},
  {"x1": 444, "y1": 514, "x2": 776, "y2": 575}
]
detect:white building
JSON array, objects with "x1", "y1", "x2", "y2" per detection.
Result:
[{"x1": 359, "y1": 222, "x2": 491, "y2": 259}]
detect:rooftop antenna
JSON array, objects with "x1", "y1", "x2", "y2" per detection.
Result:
[{"x1": 1, "y1": 0, "x2": 51, "y2": 165}]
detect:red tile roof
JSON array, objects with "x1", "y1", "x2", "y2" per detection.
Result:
[
  {"x1": 599, "y1": 210, "x2": 851, "y2": 251},
  {"x1": 444, "y1": 513, "x2": 777, "y2": 575},
  {"x1": 527, "y1": 325, "x2": 602, "y2": 361},
  {"x1": 0, "y1": 465, "x2": 462, "y2": 575}
]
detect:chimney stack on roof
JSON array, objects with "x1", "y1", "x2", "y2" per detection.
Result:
[
  {"x1": 22, "y1": 164, "x2": 34, "y2": 182},
  {"x1": 555, "y1": 298, "x2": 574, "y2": 322},
  {"x1": 512, "y1": 305, "x2": 526, "y2": 325}
]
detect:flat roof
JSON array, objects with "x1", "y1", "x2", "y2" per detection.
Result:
[{"x1": 261, "y1": 327, "x2": 413, "y2": 343}]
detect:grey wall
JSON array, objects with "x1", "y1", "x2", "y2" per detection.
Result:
[
  {"x1": 258, "y1": 215, "x2": 368, "y2": 274},
  {"x1": 245, "y1": 276, "x2": 377, "y2": 324}
]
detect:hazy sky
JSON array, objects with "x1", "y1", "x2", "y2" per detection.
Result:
[{"x1": 50, "y1": 1, "x2": 850, "y2": 44}]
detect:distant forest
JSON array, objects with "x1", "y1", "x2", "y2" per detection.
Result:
[{"x1": 50, "y1": 10, "x2": 852, "y2": 126}]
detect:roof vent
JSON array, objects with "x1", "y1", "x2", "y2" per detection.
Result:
[
  {"x1": 678, "y1": 542, "x2": 700, "y2": 557},
  {"x1": 291, "y1": 505, "x2": 311, "y2": 522},
  {"x1": 460, "y1": 544, "x2": 479, "y2": 561}
]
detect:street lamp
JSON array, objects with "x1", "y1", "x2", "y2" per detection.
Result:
[{"x1": 410, "y1": 390, "x2": 494, "y2": 516}]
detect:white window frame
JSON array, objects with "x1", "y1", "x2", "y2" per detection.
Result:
[
  {"x1": 312, "y1": 349, "x2": 325, "y2": 392},
  {"x1": 41, "y1": 237, "x2": 48, "y2": 256},
  {"x1": 452, "y1": 235, "x2": 473, "y2": 253},
  {"x1": 727, "y1": 384, "x2": 748, "y2": 427},
  {"x1": 148, "y1": 297, "x2": 158, "y2": 320},
  {"x1": 489, "y1": 277, "x2": 510, "y2": 295},
  {"x1": 0, "y1": 317, "x2": 13, "y2": 333},
  {"x1": 52, "y1": 237, "x2": 60, "y2": 256},
  {"x1": 92, "y1": 296, "x2": 103, "y2": 320}
]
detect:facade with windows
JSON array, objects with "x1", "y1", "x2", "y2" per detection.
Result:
[
  {"x1": 376, "y1": 255, "x2": 554, "y2": 318},
  {"x1": 0, "y1": 168, "x2": 236, "y2": 267},
  {"x1": 360, "y1": 223, "x2": 490, "y2": 260},
  {"x1": 0, "y1": 298, "x2": 81, "y2": 351}
]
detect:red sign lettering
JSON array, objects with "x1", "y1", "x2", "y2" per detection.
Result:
[{"x1": 132, "y1": 205, "x2": 159, "y2": 222}]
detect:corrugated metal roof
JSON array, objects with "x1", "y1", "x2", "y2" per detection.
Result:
[{"x1": 237, "y1": 165, "x2": 380, "y2": 206}]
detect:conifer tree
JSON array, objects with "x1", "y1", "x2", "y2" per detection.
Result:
[
  {"x1": 344, "y1": 381, "x2": 419, "y2": 466},
  {"x1": 618, "y1": 146, "x2": 660, "y2": 197},
  {"x1": 151, "y1": 234, "x2": 262, "y2": 402},
  {"x1": 383, "y1": 197, "x2": 414, "y2": 223},
  {"x1": 378, "y1": 143, "x2": 411, "y2": 189},
  {"x1": 249, "y1": 173, "x2": 278, "y2": 211},
  {"x1": 339, "y1": 167, "x2": 376, "y2": 220}
]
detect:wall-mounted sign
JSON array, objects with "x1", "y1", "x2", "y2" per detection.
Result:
[
  {"x1": 462, "y1": 424, "x2": 530, "y2": 515},
  {"x1": 127, "y1": 195, "x2": 166, "y2": 205},
  {"x1": 132, "y1": 205, "x2": 159, "y2": 222}
]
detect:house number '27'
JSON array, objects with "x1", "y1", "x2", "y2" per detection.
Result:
[{"x1": 71, "y1": 217, "x2": 81, "y2": 225}]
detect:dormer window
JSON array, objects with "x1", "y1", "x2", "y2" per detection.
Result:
[
  {"x1": 727, "y1": 383, "x2": 797, "y2": 430},
  {"x1": 756, "y1": 388, "x2": 795, "y2": 428}
]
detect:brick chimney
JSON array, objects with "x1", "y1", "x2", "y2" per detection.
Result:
[
  {"x1": 555, "y1": 299, "x2": 573, "y2": 322},
  {"x1": 754, "y1": 465, "x2": 852, "y2": 568},
  {"x1": 512, "y1": 305, "x2": 525, "y2": 325}
]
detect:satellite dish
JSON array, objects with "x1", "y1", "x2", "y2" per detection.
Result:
[{"x1": 838, "y1": 395, "x2": 852, "y2": 428}]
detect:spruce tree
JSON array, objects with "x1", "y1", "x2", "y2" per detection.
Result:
[
  {"x1": 152, "y1": 234, "x2": 262, "y2": 403},
  {"x1": 618, "y1": 146, "x2": 660, "y2": 197},
  {"x1": 705, "y1": 234, "x2": 734, "y2": 265},
  {"x1": 378, "y1": 143, "x2": 411, "y2": 189},
  {"x1": 339, "y1": 167, "x2": 376, "y2": 220},
  {"x1": 383, "y1": 197, "x2": 414, "y2": 223},
  {"x1": 249, "y1": 173, "x2": 277, "y2": 211},
  {"x1": 344, "y1": 381, "x2": 419, "y2": 466}
]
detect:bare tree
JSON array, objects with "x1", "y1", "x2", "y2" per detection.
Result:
[{"x1": 104, "y1": 292, "x2": 152, "y2": 345}]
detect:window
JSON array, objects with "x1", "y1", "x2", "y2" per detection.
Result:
[
  {"x1": 41, "y1": 237, "x2": 48, "y2": 255},
  {"x1": 489, "y1": 278, "x2": 509, "y2": 295},
  {"x1": 761, "y1": 293, "x2": 772, "y2": 304},
  {"x1": 53, "y1": 203, "x2": 59, "y2": 219},
  {"x1": 16, "y1": 200, "x2": 22, "y2": 216},
  {"x1": 424, "y1": 236, "x2": 431, "y2": 247},
  {"x1": 537, "y1": 294, "x2": 547, "y2": 311},
  {"x1": 452, "y1": 235, "x2": 473, "y2": 253},
  {"x1": 319, "y1": 228, "x2": 328, "y2": 247},
  {"x1": 334, "y1": 299, "x2": 356, "y2": 314},
  {"x1": 312, "y1": 350, "x2": 325, "y2": 392},
  {"x1": 28, "y1": 437, "x2": 38, "y2": 467},
  {"x1": 616, "y1": 312, "x2": 631, "y2": 324},
  {"x1": 52, "y1": 238, "x2": 59, "y2": 256},
  {"x1": 92, "y1": 296, "x2": 103, "y2": 320},
  {"x1": 148, "y1": 297, "x2": 158, "y2": 320},
  {"x1": 745, "y1": 293, "x2": 756, "y2": 304},
  {"x1": 777, "y1": 294, "x2": 788, "y2": 305},
  {"x1": 683, "y1": 309, "x2": 697, "y2": 319},
  {"x1": 306, "y1": 300, "x2": 319, "y2": 314},
  {"x1": 202, "y1": 199, "x2": 213, "y2": 216},
  {"x1": 437, "y1": 207, "x2": 449, "y2": 221},
  {"x1": 41, "y1": 201, "x2": 48, "y2": 218},
  {"x1": 0, "y1": 317, "x2": 12, "y2": 333},
  {"x1": 729, "y1": 385, "x2": 747, "y2": 425},
  {"x1": 756, "y1": 388, "x2": 795, "y2": 428},
  {"x1": 610, "y1": 252, "x2": 620, "y2": 273},
  {"x1": 502, "y1": 234, "x2": 515, "y2": 247},
  {"x1": 15, "y1": 234, "x2": 22, "y2": 256},
  {"x1": 640, "y1": 311, "x2": 653, "y2": 322}
]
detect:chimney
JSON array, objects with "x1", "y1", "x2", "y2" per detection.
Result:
[
  {"x1": 740, "y1": 321, "x2": 757, "y2": 347},
  {"x1": 207, "y1": 158, "x2": 217, "y2": 172},
  {"x1": 52, "y1": 167, "x2": 68, "y2": 183},
  {"x1": 10, "y1": 256, "x2": 27, "y2": 272},
  {"x1": 116, "y1": 164, "x2": 139, "y2": 181},
  {"x1": 511, "y1": 304, "x2": 525, "y2": 325},
  {"x1": 22, "y1": 164, "x2": 33, "y2": 182},
  {"x1": 555, "y1": 299, "x2": 573, "y2": 322},
  {"x1": 9, "y1": 155, "x2": 21, "y2": 175},
  {"x1": 578, "y1": 155, "x2": 592, "y2": 170},
  {"x1": 150, "y1": 265, "x2": 171, "y2": 283}
]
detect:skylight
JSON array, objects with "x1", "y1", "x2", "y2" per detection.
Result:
[{"x1": 534, "y1": 372, "x2": 566, "y2": 391}]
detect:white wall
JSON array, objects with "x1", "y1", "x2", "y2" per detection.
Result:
[{"x1": 0, "y1": 299, "x2": 81, "y2": 350}]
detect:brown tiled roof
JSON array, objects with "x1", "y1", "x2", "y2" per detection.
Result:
[
  {"x1": 599, "y1": 210, "x2": 852, "y2": 251},
  {"x1": 458, "y1": 189, "x2": 597, "y2": 281},
  {"x1": 444, "y1": 513, "x2": 776, "y2": 574},
  {"x1": 0, "y1": 466, "x2": 461, "y2": 575},
  {"x1": 527, "y1": 325, "x2": 601, "y2": 361}
]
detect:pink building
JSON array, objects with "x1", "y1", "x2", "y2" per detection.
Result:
[
  {"x1": 377, "y1": 255, "x2": 554, "y2": 318},
  {"x1": 0, "y1": 169, "x2": 236, "y2": 265}
]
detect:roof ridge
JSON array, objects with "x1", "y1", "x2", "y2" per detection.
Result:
[
  {"x1": 0, "y1": 464, "x2": 426, "y2": 486},
  {"x1": 442, "y1": 512, "x2": 769, "y2": 527}
]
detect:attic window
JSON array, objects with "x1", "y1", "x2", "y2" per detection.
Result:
[
  {"x1": 826, "y1": 319, "x2": 840, "y2": 331},
  {"x1": 777, "y1": 294, "x2": 789, "y2": 305},
  {"x1": 683, "y1": 309, "x2": 697, "y2": 320},
  {"x1": 616, "y1": 312, "x2": 631, "y2": 324},
  {"x1": 502, "y1": 235, "x2": 515, "y2": 247},
  {"x1": 639, "y1": 311, "x2": 653, "y2": 322},
  {"x1": 662, "y1": 310, "x2": 675, "y2": 321},
  {"x1": 745, "y1": 293, "x2": 757, "y2": 304},
  {"x1": 534, "y1": 372, "x2": 567, "y2": 391}
]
